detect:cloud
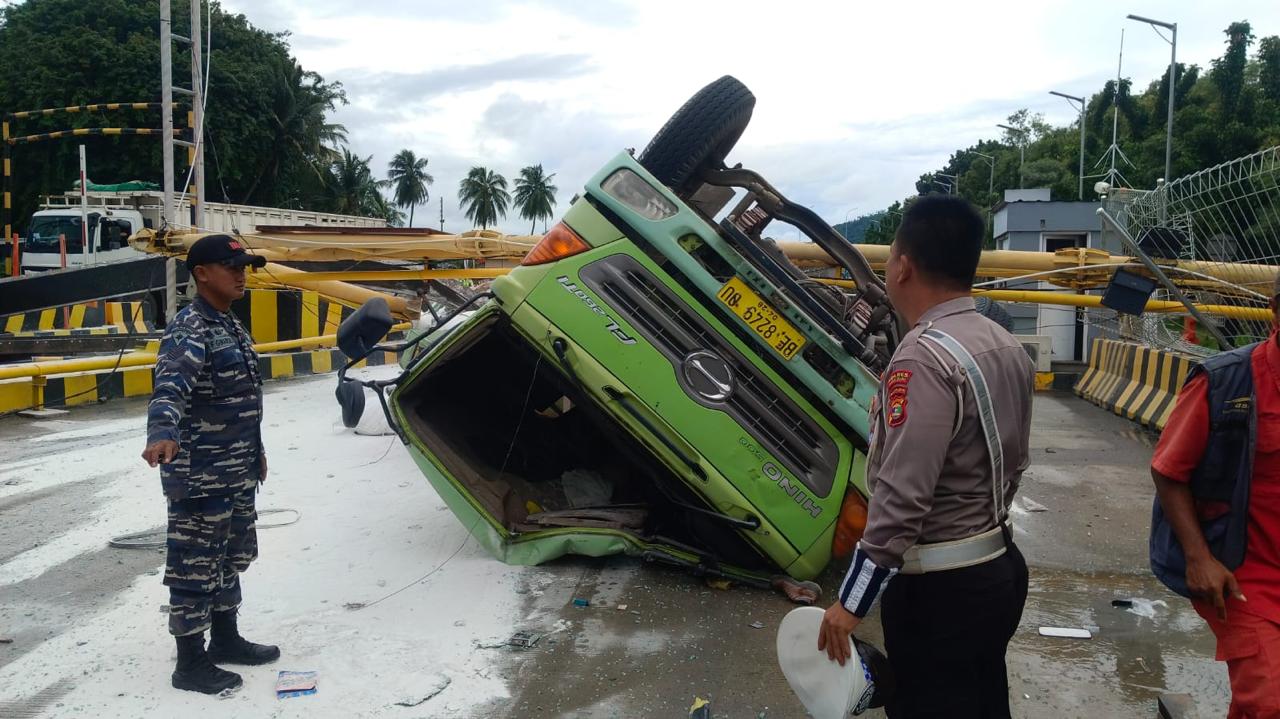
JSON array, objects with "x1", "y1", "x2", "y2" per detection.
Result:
[
  {"x1": 340, "y1": 53, "x2": 596, "y2": 107},
  {"x1": 217, "y1": 0, "x2": 1280, "y2": 231}
]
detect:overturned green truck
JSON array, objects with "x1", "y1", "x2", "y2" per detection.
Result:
[{"x1": 335, "y1": 76, "x2": 903, "y2": 592}]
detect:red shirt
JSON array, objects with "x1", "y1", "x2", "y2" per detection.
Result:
[{"x1": 1152, "y1": 333, "x2": 1280, "y2": 624}]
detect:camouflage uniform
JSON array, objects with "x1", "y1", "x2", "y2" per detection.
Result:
[{"x1": 147, "y1": 294, "x2": 265, "y2": 636}]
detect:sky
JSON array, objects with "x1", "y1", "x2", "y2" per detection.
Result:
[{"x1": 217, "y1": 0, "x2": 1280, "y2": 234}]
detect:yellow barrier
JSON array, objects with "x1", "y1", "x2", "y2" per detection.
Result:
[
  {"x1": 0, "y1": 322, "x2": 411, "y2": 413},
  {"x1": 1074, "y1": 338, "x2": 1197, "y2": 431}
]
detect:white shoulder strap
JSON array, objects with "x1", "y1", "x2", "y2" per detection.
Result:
[{"x1": 919, "y1": 328, "x2": 1006, "y2": 524}]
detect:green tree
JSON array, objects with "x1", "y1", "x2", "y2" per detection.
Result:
[
  {"x1": 327, "y1": 148, "x2": 388, "y2": 219},
  {"x1": 457, "y1": 167, "x2": 509, "y2": 229},
  {"x1": 1260, "y1": 36, "x2": 1280, "y2": 103},
  {"x1": 240, "y1": 60, "x2": 348, "y2": 205},
  {"x1": 0, "y1": 0, "x2": 353, "y2": 227},
  {"x1": 386, "y1": 149, "x2": 433, "y2": 227},
  {"x1": 512, "y1": 164, "x2": 558, "y2": 234},
  {"x1": 862, "y1": 202, "x2": 904, "y2": 246}
]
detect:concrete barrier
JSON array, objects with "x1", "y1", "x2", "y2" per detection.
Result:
[
  {"x1": 231, "y1": 289, "x2": 355, "y2": 344},
  {"x1": 1074, "y1": 338, "x2": 1197, "y2": 431},
  {"x1": 2, "y1": 300, "x2": 153, "y2": 335}
]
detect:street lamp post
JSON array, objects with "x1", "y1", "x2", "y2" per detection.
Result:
[
  {"x1": 936, "y1": 173, "x2": 958, "y2": 195},
  {"x1": 997, "y1": 124, "x2": 1028, "y2": 188},
  {"x1": 970, "y1": 151, "x2": 996, "y2": 197},
  {"x1": 1127, "y1": 13, "x2": 1177, "y2": 183},
  {"x1": 842, "y1": 207, "x2": 859, "y2": 241},
  {"x1": 1050, "y1": 91, "x2": 1087, "y2": 200}
]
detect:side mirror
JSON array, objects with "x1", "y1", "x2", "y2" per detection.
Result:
[
  {"x1": 337, "y1": 297, "x2": 394, "y2": 360},
  {"x1": 336, "y1": 379, "x2": 366, "y2": 428}
]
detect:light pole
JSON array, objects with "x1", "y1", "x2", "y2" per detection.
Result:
[
  {"x1": 935, "y1": 173, "x2": 958, "y2": 195},
  {"x1": 1128, "y1": 13, "x2": 1177, "y2": 183},
  {"x1": 970, "y1": 151, "x2": 996, "y2": 197},
  {"x1": 842, "y1": 206, "x2": 859, "y2": 240},
  {"x1": 997, "y1": 124, "x2": 1028, "y2": 188},
  {"x1": 1050, "y1": 91, "x2": 1087, "y2": 200}
]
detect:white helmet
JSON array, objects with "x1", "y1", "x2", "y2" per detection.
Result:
[{"x1": 776, "y1": 606, "x2": 893, "y2": 717}]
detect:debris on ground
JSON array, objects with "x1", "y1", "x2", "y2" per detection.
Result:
[
  {"x1": 1122, "y1": 598, "x2": 1168, "y2": 619},
  {"x1": 689, "y1": 696, "x2": 711, "y2": 718},
  {"x1": 705, "y1": 578, "x2": 732, "y2": 591},
  {"x1": 1020, "y1": 497, "x2": 1049, "y2": 512},
  {"x1": 506, "y1": 630, "x2": 542, "y2": 649},
  {"x1": 343, "y1": 602, "x2": 366, "y2": 611},
  {"x1": 394, "y1": 675, "x2": 451, "y2": 708},
  {"x1": 616, "y1": 604, "x2": 628, "y2": 611},
  {"x1": 0, "y1": 638, "x2": 12, "y2": 644},
  {"x1": 1039, "y1": 627, "x2": 1092, "y2": 639},
  {"x1": 1111, "y1": 599, "x2": 1134, "y2": 608},
  {"x1": 749, "y1": 621, "x2": 765, "y2": 629},
  {"x1": 572, "y1": 598, "x2": 590, "y2": 608},
  {"x1": 275, "y1": 671, "x2": 318, "y2": 699},
  {"x1": 771, "y1": 576, "x2": 821, "y2": 605}
]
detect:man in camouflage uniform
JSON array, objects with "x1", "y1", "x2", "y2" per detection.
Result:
[{"x1": 142, "y1": 234, "x2": 280, "y2": 694}]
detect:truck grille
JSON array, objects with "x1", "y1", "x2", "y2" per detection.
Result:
[{"x1": 579, "y1": 255, "x2": 838, "y2": 497}]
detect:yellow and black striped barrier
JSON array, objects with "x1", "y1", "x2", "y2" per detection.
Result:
[
  {"x1": 2, "y1": 300, "x2": 153, "y2": 334},
  {"x1": 1074, "y1": 338, "x2": 1197, "y2": 431},
  {"x1": 231, "y1": 289, "x2": 354, "y2": 344},
  {"x1": 0, "y1": 345, "x2": 403, "y2": 415},
  {"x1": 4, "y1": 102, "x2": 178, "y2": 120}
]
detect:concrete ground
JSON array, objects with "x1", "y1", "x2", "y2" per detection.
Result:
[{"x1": 0, "y1": 375, "x2": 1230, "y2": 718}]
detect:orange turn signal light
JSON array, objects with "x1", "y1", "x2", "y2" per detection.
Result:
[
  {"x1": 831, "y1": 489, "x2": 869, "y2": 560},
  {"x1": 521, "y1": 222, "x2": 590, "y2": 266}
]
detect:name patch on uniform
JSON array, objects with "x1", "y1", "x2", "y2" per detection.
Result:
[
  {"x1": 886, "y1": 369, "x2": 911, "y2": 428},
  {"x1": 207, "y1": 329, "x2": 236, "y2": 353}
]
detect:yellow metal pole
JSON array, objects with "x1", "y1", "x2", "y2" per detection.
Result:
[
  {"x1": 261, "y1": 268, "x2": 511, "y2": 283},
  {"x1": 809, "y1": 278, "x2": 1273, "y2": 321},
  {"x1": 0, "y1": 323, "x2": 413, "y2": 381},
  {"x1": 973, "y1": 289, "x2": 1274, "y2": 321},
  {"x1": 778, "y1": 242, "x2": 1280, "y2": 289},
  {"x1": 249, "y1": 262, "x2": 414, "y2": 317}
]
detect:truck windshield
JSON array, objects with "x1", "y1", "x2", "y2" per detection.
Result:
[{"x1": 26, "y1": 215, "x2": 93, "y2": 253}]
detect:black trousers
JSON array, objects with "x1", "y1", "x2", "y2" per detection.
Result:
[{"x1": 880, "y1": 542, "x2": 1029, "y2": 719}]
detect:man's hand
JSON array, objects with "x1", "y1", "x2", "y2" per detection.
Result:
[
  {"x1": 817, "y1": 602, "x2": 861, "y2": 666},
  {"x1": 142, "y1": 440, "x2": 179, "y2": 467},
  {"x1": 259, "y1": 453, "x2": 268, "y2": 483},
  {"x1": 1186, "y1": 554, "x2": 1247, "y2": 620}
]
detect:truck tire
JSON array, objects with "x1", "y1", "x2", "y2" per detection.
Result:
[
  {"x1": 638, "y1": 76, "x2": 755, "y2": 194},
  {"x1": 975, "y1": 297, "x2": 1015, "y2": 333}
]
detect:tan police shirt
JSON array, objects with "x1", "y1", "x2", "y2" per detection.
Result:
[{"x1": 860, "y1": 296, "x2": 1035, "y2": 569}]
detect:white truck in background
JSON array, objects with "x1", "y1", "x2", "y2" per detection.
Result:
[{"x1": 21, "y1": 191, "x2": 385, "y2": 271}]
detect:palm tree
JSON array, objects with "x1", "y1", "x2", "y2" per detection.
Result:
[
  {"x1": 513, "y1": 164, "x2": 558, "y2": 234},
  {"x1": 457, "y1": 167, "x2": 510, "y2": 229},
  {"x1": 328, "y1": 148, "x2": 391, "y2": 219},
  {"x1": 386, "y1": 150, "x2": 434, "y2": 227},
  {"x1": 243, "y1": 60, "x2": 348, "y2": 204}
]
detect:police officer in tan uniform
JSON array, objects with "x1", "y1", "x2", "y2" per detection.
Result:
[{"x1": 818, "y1": 195, "x2": 1035, "y2": 718}]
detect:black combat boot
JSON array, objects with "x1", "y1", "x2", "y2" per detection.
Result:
[
  {"x1": 172, "y1": 632, "x2": 243, "y2": 694},
  {"x1": 207, "y1": 609, "x2": 281, "y2": 665}
]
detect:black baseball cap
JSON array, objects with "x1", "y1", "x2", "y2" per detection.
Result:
[{"x1": 185, "y1": 233, "x2": 267, "y2": 272}]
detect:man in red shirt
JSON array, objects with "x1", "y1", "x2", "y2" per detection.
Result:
[{"x1": 1151, "y1": 277, "x2": 1280, "y2": 717}]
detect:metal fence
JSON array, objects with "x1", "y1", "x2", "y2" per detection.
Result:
[{"x1": 1088, "y1": 146, "x2": 1280, "y2": 356}]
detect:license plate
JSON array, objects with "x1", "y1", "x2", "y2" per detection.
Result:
[{"x1": 715, "y1": 277, "x2": 806, "y2": 360}]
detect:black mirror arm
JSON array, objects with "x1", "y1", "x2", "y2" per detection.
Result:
[{"x1": 336, "y1": 291, "x2": 495, "y2": 444}]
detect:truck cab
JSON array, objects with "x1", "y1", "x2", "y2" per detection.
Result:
[{"x1": 22, "y1": 206, "x2": 149, "y2": 271}]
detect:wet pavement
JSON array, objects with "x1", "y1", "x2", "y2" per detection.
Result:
[
  {"x1": 475, "y1": 392, "x2": 1230, "y2": 718},
  {"x1": 0, "y1": 385, "x2": 1230, "y2": 717}
]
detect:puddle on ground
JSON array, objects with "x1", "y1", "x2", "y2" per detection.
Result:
[{"x1": 1012, "y1": 568, "x2": 1229, "y2": 716}]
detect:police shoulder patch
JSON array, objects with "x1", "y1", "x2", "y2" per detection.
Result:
[{"x1": 885, "y1": 368, "x2": 911, "y2": 428}]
